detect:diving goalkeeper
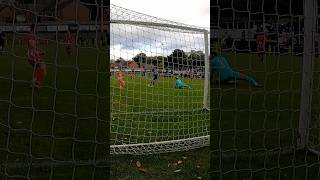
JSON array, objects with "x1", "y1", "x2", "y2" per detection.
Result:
[
  {"x1": 175, "y1": 77, "x2": 190, "y2": 89},
  {"x1": 210, "y1": 52, "x2": 263, "y2": 87}
]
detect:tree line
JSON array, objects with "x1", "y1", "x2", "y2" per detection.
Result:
[{"x1": 112, "y1": 49, "x2": 206, "y2": 69}]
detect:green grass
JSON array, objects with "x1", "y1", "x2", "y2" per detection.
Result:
[
  {"x1": 210, "y1": 52, "x2": 320, "y2": 179},
  {"x1": 1, "y1": 34, "x2": 320, "y2": 180},
  {"x1": 0, "y1": 37, "x2": 109, "y2": 179},
  {"x1": 110, "y1": 76, "x2": 209, "y2": 145},
  {"x1": 110, "y1": 71, "x2": 210, "y2": 179}
]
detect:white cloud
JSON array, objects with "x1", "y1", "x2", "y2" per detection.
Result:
[
  {"x1": 110, "y1": 1, "x2": 209, "y2": 61},
  {"x1": 110, "y1": 24, "x2": 206, "y2": 61},
  {"x1": 110, "y1": 0, "x2": 209, "y2": 28}
]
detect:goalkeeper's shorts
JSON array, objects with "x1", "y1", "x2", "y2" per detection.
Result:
[
  {"x1": 177, "y1": 84, "x2": 189, "y2": 89},
  {"x1": 219, "y1": 70, "x2": 241, "y2": 82}
]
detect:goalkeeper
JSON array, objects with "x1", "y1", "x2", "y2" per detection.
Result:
[
  {"x1": 210, "y1": 52, "x2": 263, "y2": 87},
  {"x1": 175, "y1": 77, "x2": 190, "y2": 89}
]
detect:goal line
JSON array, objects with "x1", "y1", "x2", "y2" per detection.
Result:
[
  {"x1": 112, "y1": 108, "x2": 209, "y2": 116},
  {"x1": 110, "y1": 135, "x2": 210, "y2": 155}
]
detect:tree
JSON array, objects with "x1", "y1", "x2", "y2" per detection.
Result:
[
  {"x1": 132, "y1": 53, "x2": 147, "y2": 67},
  {"x1": 115, "y1": 57, "x2": 126, "y2": 68},
  {"x1": 188, "y1": 50, "x2": 205, "y2": 67},
  {"x1": 167, "y1": 49, "x2": 187, "y2": 69},
  {"x1": 153, "y1": 56, "x2": 167, "y2": 69}
]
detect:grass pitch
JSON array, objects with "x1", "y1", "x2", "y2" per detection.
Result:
[
  {"x1": 110, "y1": 73, "x2": 210, "y2": 179},
  {"x1": 1, "y1": 33, "x2": 319, "y2": 179},
  {"x1": 110, "y1": 75, "x2": 209, "y2": 145},
  {"x1": 0, "y1": 34, "x2": 109, "y2": 179},
  {"x1": 210, "y1": 52, "x2": 320, "y2": 179}
]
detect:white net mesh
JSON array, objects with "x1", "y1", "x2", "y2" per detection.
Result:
[
  {"x1": 211, "y1": 0, "x2": 320, "y2": 178},
  {"x1": 110, "y1": 4, "x2": 210, "y2": 155},
  {"x1": 0, "y1": 0, "x2": 108, "y2": 179}
]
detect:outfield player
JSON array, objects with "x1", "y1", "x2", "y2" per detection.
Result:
[
  {"x1": 128, "y1": 70, "x2": 135, "y2": 79},
  {"x1": 115, "y1": 70, "x2": 125, "y2": 89},
  {"x1": 64, "y1": 30, "x2": 74, "y2": 56},
  {"x1": 149, "y1": 66, "x2": 159, "y2": 87},
  {"x1": 175, "y1": 77, "x2": 190, "y2": 89},
  {"x1": 141, "y1": 66, "x2": 146, "y2": 76},
  {"x1": 256, "y1": 28, "x2": 266, "y2": 62},
  {"x1": 127, "y1": 61, "x2": 138, "y2": 79},
  {"x1": 26, "y1": 24, "x2": 46, "y2": 88},
  {"x1": 210, "y1": 52, "x2": 262, "y2": 87}
]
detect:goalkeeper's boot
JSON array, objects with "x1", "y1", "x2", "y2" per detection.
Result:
[{"x1": 254, "y1": 83, "x2": 264, "y2": 88}]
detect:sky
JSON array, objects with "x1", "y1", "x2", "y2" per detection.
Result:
[
  {"x1": 110, "y1": 0, "x2": 210, "y2": 61},
  {"x1": 110, "y1": 0, "x2": 210, "y2": 29}
]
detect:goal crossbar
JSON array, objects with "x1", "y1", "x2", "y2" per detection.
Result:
[{"x1": 110, "y1": 20, "x2": 209, "y2": 33}]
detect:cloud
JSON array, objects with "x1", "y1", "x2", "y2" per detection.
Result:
[
  {"x1": 110, "y1": 24, "x2": 206, "y2": 60},
  {"x1": 110, "y1": 0, "x2": 209, "y2": 28},
  {"x1": 109, "y1": 1, "x2": 209, "y2": 61}
]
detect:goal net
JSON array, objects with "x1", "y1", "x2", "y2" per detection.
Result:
[
  {"x1": 110, "y1": 4, "x2": 210, "y2": 155},
  {"x1": 0, "y1": 0, "x2": 108, "y2": 179},
  {"x1": 211, "y1": 0, "x2": 320, "y2": 178}
]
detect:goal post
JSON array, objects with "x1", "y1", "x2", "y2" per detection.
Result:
[
  {"x1": 308, "y1": 0, "x2": 320, "y2": 156},
  {"x1": 110, "y1": 4, "x2": 210, "y2": 155},
  {"x1": 299, "y1": 0, "x2": 317, "y2": 151},
  {"x1": 296, "y1": 0, "x2": 320, "y2": 157},
  {"x1": 203, "y1": 30, "x2": 210, "y2": 110},
  {"x1": 211, "y1": 1, "x2": 320, "y2": 178}
]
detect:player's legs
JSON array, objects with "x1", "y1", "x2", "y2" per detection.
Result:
[
  {"x1": 129, "y1": 71, "x2": 135, "y2": 79},
  {"x1": 66, "y1": 45, "x2": 71, "y2": 55},
  {"x1": 258, "y1": 52, "x2": 264, "y2": 62},
  {"x1": 119, "y1": 79, "x2": 125, "y2": 89},
  {"x1": 215, "y1": 71, "x2": 235, "y2": 85},
  {"x1": 34, "y1": 64, "x2": 44, "y2": 86},
  {"x1": 149, "y1": 79, "x2": 154, "y2": 87},
  {"x1": 34, "y1": 69, "x2": 45, "y2": 88},
  {"x1": 149, "y1": 74, "x2": 158, "y2": 86},
  {"x1": 31, "y1": 63, "x2": 40, "y2": 88},
  {"x1": 178, "y1": 84, "x2": 190, "y2": 89},
  {"x1": 218, "y1": 70, "x2": 262, "y2": 87},
  {"x1": 234, "y1": 71, "x2": 262, "y2": 87}
]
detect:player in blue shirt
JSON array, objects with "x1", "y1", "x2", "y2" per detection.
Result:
[
  {"x1": 175, "y1": 77, "x2": 190, "y2": 89},
  {"x1": 149, "y1": 66, "x2": 159, "y2": 87},
  {"x1": 210, "y1": 52, "x2": 263, "y2": 87}
]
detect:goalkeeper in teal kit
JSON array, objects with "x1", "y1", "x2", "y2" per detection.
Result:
[
  {"x1": 175, "y1": 77, "x2": 190, "y2": 89},
  {"x1": 210, "y1": 52, "x2": 263, "y2": 87}
]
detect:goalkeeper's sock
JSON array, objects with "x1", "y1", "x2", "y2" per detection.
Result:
[{"x1": 244, "y1": 75, "x2": 259, "y2": 86}]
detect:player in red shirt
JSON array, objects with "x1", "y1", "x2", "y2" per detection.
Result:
[
  {"x1": 140, "y1": 66, "x2": 145, "y2": 76},
  {"x1": 26, "y1": 24, "x2": 46, "y2": 88},
  {"x1": 115, "y1": 70, "x2": 126, "y2": 89},
  {"x1": 64, "y1": 30, "x2": 74, "y2": 56},
  {"x1": 128, "y1": 70, "x2": 136, "y2": 79},
  {"x1": 256, "y1": 28, "x2": 266, "y2": 62}
]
